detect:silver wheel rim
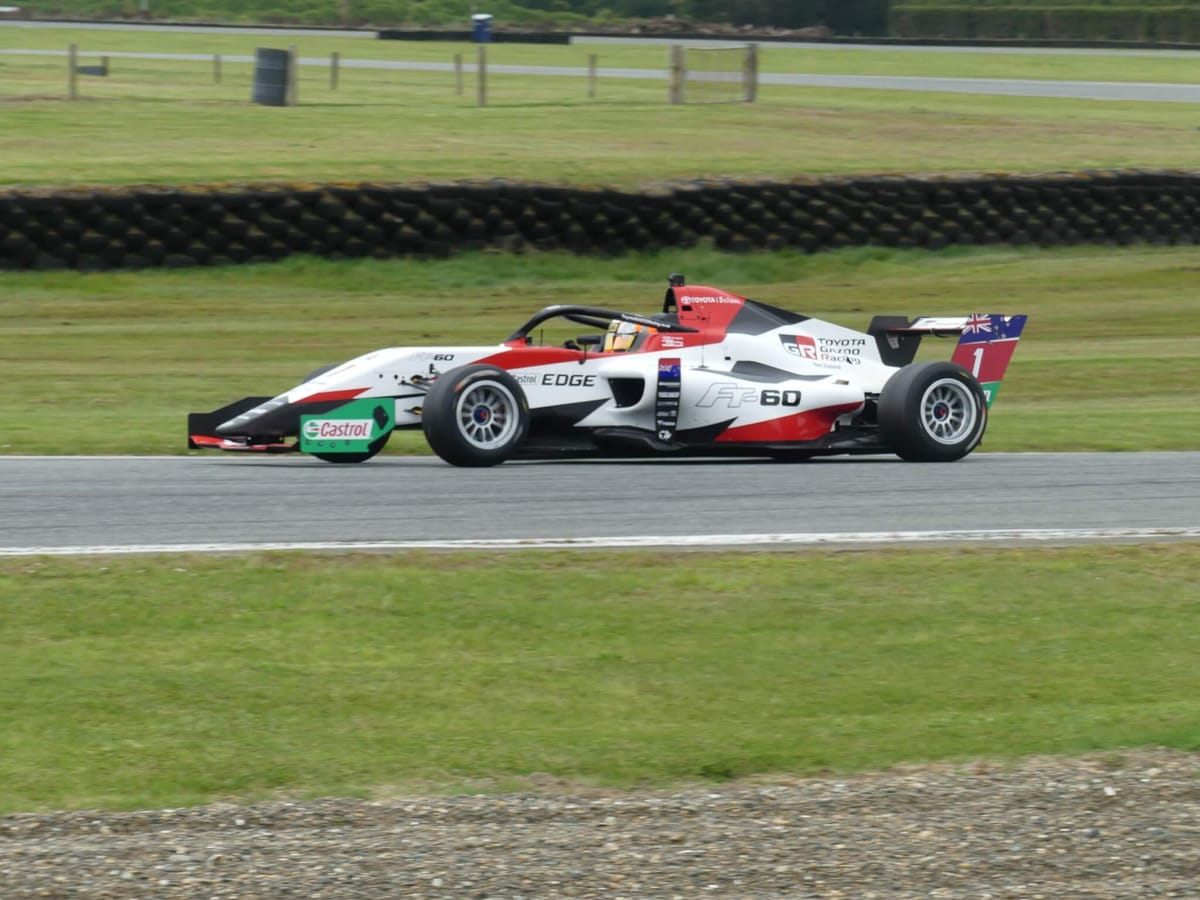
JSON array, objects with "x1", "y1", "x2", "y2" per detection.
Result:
[
  {"x1": 455, "y1": 380, "x2": 519, "y2": 450},
  {"x1": 920, "y1": 378, "x2": 978, "y2": 445}
]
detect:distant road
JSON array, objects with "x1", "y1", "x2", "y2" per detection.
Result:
[
  {"x1": 571, "y1": 35, "x2": 1200, "y2": 58},
  {"x1": 0, "y1": 19, "x2": 373, "y2": 38},
  {"x1": 4, "y1": 44, "x2": 1200, "y2": 102}
]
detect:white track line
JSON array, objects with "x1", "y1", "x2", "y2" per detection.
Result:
[{"x1": 2, "y1": 527, "x2": 1197, "y2": 557}]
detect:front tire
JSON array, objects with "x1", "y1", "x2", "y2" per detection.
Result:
[
  {"x1": 311, "y1": 432, "x2": 390, "y2": 464},
  {"x1": 878, "y1": 361, "x2": 987, "y2": 462},
  {"x1": 421, "y1": 365, "x2": 529, "y2": 467},
  {"x1": 302, "y1": 364, "x2": 389, "y2": 462}
]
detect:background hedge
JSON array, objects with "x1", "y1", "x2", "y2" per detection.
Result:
[
  {"x1": 2, "y1": 172, "x2": 1197, "y2": 271},
  {"x1": 24, "y1": 0, "x2": 892, "y2": 33},
  {"x1": 891, "y1": 4, "x2": 1200, "y2": 41}
]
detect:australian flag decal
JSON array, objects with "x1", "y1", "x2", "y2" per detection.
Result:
[{"x1": 656, "y1": 358, "x2": 682, "y2": 441}]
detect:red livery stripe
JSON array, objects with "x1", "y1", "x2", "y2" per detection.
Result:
[
  {"x1": 189, "y1": 435, "x2": 295, "y2": 452},
  {"x1": 716, "y1": 402, "x2": 862, "y2": 443},
  {"x1": 475, "y1": 347, "x2": 583, "y2": 369}
]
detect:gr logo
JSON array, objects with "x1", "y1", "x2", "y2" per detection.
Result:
[
  {"x1": 696, "y1": 383, "x2": 758, "y2": 408},
  {"x1": 780, "y1": 334, "x2": 818, "y2": 360}
]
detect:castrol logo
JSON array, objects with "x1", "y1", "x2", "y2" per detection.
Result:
[{"x1": 302, "y1": 419, "x2": 373, "y2": 440}]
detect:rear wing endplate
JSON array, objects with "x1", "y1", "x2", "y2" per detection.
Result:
[{"x1": 867, "y1": 315, "x2": 1026, "y2": 368}]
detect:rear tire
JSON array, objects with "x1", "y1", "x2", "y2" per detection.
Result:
[
  {"x1": 879, "y1": 361, "x2": 987, "y2": 462},
  {"x1": 422, "y1": 365, "x2": 529, "y2": 467}
]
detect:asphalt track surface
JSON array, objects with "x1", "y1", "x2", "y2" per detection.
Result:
[{"x1": 0, "y1": 452, "x2": 1196, "y2": 555}]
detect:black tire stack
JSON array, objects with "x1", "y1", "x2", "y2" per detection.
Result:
[{"x1": 3, "y1": 171, "x2": 1199, "y2": 272}]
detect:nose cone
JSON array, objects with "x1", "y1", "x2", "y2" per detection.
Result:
[{"x1": 216, "y1": 394, "x2": 291, "y2": 434}]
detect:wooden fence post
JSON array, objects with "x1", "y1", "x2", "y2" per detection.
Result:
[
  {"x1": 743, "y1": 43, "x2": 758, "y2": 103},
  {"x1": 669, "y1": 44, "x2": 684, "y2": 105},
  {"x1": 477, "y1": 45, "x2": 487, "y2": 108},
  {"x1": 285, "y1": 44, "x2": 298, "y2": 106},
  {"x1": 588, "y1": 53, "x2": 597, "y2": 99},
  {"x1": 330, "y1": 51, "x2": 339, "y2": 90},
  {"x1": 68, "y1": 42, "x2": 78, "y2": 100}
]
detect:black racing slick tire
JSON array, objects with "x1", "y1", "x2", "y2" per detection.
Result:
[
  {"x1": 421, "y1": 365, "x2": 530, "y2": 467},
  {"x1": 878, "y1": 361, "x2": 988, "y2": 462},
  {"x1": 311, "y1": 432, "x2": 390, "y2": 465}
]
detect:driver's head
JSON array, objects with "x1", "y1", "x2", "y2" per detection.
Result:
[{"x1": 603, "y1": 320, "x2": 655, "y2": 352}]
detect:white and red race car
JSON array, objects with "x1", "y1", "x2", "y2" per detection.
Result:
[{"x1": 189, "y1": 275, "x2": 1026, "y2": 466}]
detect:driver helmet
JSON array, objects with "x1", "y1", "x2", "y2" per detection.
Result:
[{"x1": 603, "y1": 320, "x2": 656, "y2": 353}]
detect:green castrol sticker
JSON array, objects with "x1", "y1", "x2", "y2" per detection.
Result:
[{"x1": 299, "y1": 398, "x2": 394, "y2": 454}]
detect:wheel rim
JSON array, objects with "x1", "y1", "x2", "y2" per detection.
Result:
[
  {"x1": 920, "y1": 378, "x2": 978, "y2": 445},
  {"x1": 455, "y1": 380, "x2": 520, "y2": 450}
]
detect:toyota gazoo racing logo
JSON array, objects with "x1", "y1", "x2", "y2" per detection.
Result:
[
  {"x1": 302, "y1": 418, "x2": 375, "y2": 440},
  {"x1": 678, "y1": 294, "x2": 741, "y2": 305},
  {"x1": 781, "y1": 334, "x2": 866, "y2": 366}
]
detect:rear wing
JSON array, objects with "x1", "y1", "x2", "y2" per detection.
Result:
[{"x1": 869, "y1": 314, "x2": 1028, "y2": 407}]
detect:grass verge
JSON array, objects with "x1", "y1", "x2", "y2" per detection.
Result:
[
  {"x1": 1, "y1": 543, "x2": 1198, "y2": 813},
  {"x1": 1, "y1": 243, "x2": 1197, "y2": 455},
  {"x1": 3, "y1": 37, "x2": 1200, "y2": 186},
  {"x1": 9, "y1": 28, "x2": 1200, "y2": 83}
]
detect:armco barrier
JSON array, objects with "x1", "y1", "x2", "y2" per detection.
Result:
[
  {"x1": 377, "y1": 29, "x2": 570, "y2": 44},
  {"x1": 2, "y1": 172, "x2": 1199, "y2": 271}
]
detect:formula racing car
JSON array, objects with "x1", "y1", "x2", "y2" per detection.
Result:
[{"x1": 188, "y1": 274, "x2": 1027, "y2": 466}]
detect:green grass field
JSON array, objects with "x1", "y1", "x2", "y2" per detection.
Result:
[
  {"x1": 2, "y1": 544, "x2": 1198, "y2": 814},
  {"x1": 9, "y1": 25, "x2": 1200, "y2": 82},
  {"x1": 1, "y1": 243, "x2": 1198, "y2": 456},
  {"x1": 4, "y1": 32, "x2": 1200, "y2": 186},
  {"x1": 1, "y1": 30, "x2": 1198, "y2": 814}
]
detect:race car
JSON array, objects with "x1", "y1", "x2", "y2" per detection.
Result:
[{"x1": 188, "y1": 274, "x2": 1027, "y2": 466}]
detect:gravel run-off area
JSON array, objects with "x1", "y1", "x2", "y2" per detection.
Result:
[{"x1": 2, "y1": 750, "x2": 1198, "y2": 898}]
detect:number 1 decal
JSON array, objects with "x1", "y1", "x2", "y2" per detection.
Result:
[{"x1": 971, "y1": 346, "x2": 984, "y2": 378}]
